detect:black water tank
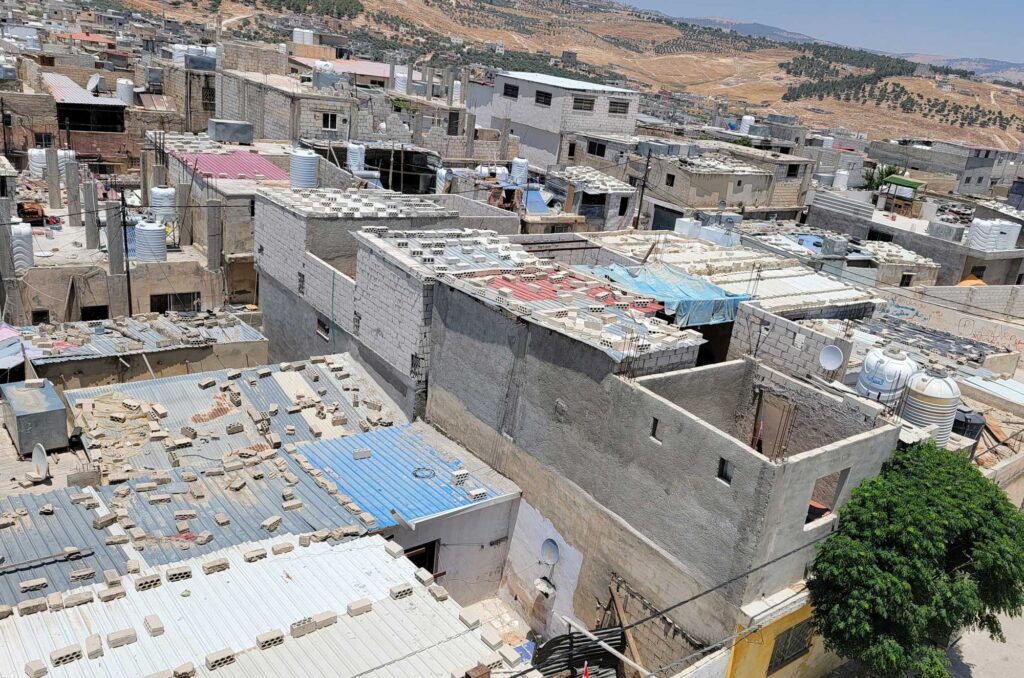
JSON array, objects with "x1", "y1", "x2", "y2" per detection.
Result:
[{"x1": 952, "y1": 406, "x2": 986, "y2": 441}]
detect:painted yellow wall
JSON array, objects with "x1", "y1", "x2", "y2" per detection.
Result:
[{"x1": 727, "y1": 604, "x2": 843, "y2": 678}]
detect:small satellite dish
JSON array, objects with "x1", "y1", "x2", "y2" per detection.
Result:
[
  {"x1": 540, "y1": 538, "x2": 560, "y2": 567},
  {"x1": 818, "y1": 345, "x2": 845, "y2": 371},
  {"x1": 31, "y1": 443, "x2": 49, "y2": 480}
]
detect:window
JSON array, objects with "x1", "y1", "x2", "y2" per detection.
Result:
[
  {"x1": 665, "y1": 173, "x2": 675, "y2": 187},
  {"x1": 717, "y1": 458, "x2": 734, "y2": 484},
  {"x1": 767, "y1": 620, "x2": 813, "y2": 674},
  {"x1": 963, "y1": 176, "x2": 972, "y2": 185},
  {"x1": 149, "y1": 292, "x2": 200, "y2": 314},
  {"x1": 586, "y1": 140, "x2": 606, "y2": 158},
  {"x1": 34, "y1": 132, "x2": 53, "y2": 147},
  {"x1": 628, "y1": 175, "x2": 639, "y2": 187},
  {"x1": 970, "y1": 265, "x2": 987, "y2": 279},
  {"x1": 608, "y1": 99, "x2": 630, "y2": 115},
  {"x1": 866, "y1": 228, "x2": 893, "y2": 242},
  {"x1": 1017, "y1": 273, "x2": 1024, "y2": 286},
  {"x1": 567, "y1": 142, "x2": 577, "y2": 159},
  {"x1": 535, "y1": 90, "x2": 552, "y2": 106},
  {"x1": 737, "y1": 180, "x2": 743, "y2": 188},
  {"x1": 201, "y1": 86, "x2": 216, "y2": 112},
  {"x1": 249, "y1": 199, "x2": 256, "y2": 218},
  {"x1": 572, "y1": 96, "x2": 594, "y2": 112},
  {"x1": 503, "y1": 83, "x2": 519, "y2": 99},
  {"x1": 80, "y1": 305, "x2": 108, "y2": 321},
  {"x1": 31, "y1": 309, "x2": 50, "y2": 325},
  {"x1": 786, "y1": 164, "x2": 801, "y2": 178},
  {"x1": 899, "y1": 273, "x2": 915, "y2": 287},
  {"x1": 297, "y1": 271, "x2": 306, "y2": 294},
  {"x1": 316, "y1": 313, "x2": 330, "y2": 340},
  {"x1": 618, "y1": 196, "x2": 630, "y2": 217},
  {"x1": 322, "y1": 113, "x2": 338, "y2": 130},
  {"x1": 650, "y1": 417, "x2": 661, "y2": 442}
]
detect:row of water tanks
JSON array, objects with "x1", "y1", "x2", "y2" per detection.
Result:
[
  {"x1": 27, "y1": 148, "x2": 76, "y2": 179},
  {"x1": 855, "y1": 347, "x2": 961, "y2": 445}
]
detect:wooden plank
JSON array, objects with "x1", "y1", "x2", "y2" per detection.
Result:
[{"x1": 609, "y1": 585, "x2": 643, "y2": 678}]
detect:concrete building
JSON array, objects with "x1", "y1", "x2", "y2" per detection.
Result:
[
  {"x1": 543, "y1": 165, "x2": 637, "y2": 232},
  {"x1": 867, "y1": 139, "x2": 1023, "y2": 196},
  {"x1": 162, "y1": 60, "x2": 218, "y2": 132},
  {"x1": 468, "y1": 71, "x2": 640, "y2": 168}
]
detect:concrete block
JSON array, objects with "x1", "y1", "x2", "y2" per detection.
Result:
[
  {"x1": 104, "y1": 569, "x2": 121, "y2": 586},
  {"x1": 347, "y1": 598, "x2": 372, "y2": 616},
  {"x1": 166, "y1": 566, "x2": 192, "y2": 582},
  {"x1": 195, "y1": 531, "x2": 213, "y2": 545},
  {"x1": 459, "y1": 609, "x2": 481, "y2": 629},
  {"x1": 19, "y1": 578, "x2": 47, "y2": 593},
  {"x1": 428, "y1": 584, "x2": 449, "y2": 601},
  {"x1": 134, "y1": 574, "x2": 162, "y2": 592},
  {"x1": 289, "y1": 616, "x2": 316, "y2": 638},
  {"x1": 384, "y1": 541, "x2": 404, "y2": 558},
  {"x1": 203, "y1": 558, "x2": 230, "y2": 575},
  {"x1": 260, "y1": 515, "x2": 282, "y2": 532},
  {"x1": 85, "y1": 633, "x2": 103, "y2": 659},
  {"x1": 70, "y1": 567, "x2": 95, "y2": 582},
  {"x1": 282, "y1": 499, "x2": 303, "y2": 511},
  {"x1": 0, "y1": 604, "x2": 12, "y2": 619},
  {"x1": 24, "y1": 660, "x2": 46, "y2": 677},
  {"x1": 198, "y1": 378, "x2": 216, "y2": 389},
  {"x1": 144, "y1": 614, "x2": 165, "y2": 636},
  {"x1": 92, "y1": 512, "x2": 117, "y2": 530},
  {"x1": 204, "y1": 649, "x2": 236, "y2": 671},
  {"x1": 173, "y1": 663, "x2": 196, "y2": 677},
  {"x1": 98, "y1": 586, "x2": 126, "y2": 602},
  {"x1": 498, "y1": 645, "x2": 521, "y2": 666},
  {"x1": 272, "y1": 542, "x2": 294, "y2": 555},
  {"x1": 313, "y1": 610, "x2": 337, "y2": 629},
  {"x1": 480, "y1": 625, "x2": 503, "y2": 650},
  {"x1": 299, "y1": 534, "x2": 312, "y2": 547},
  {"x1": 107, "y1": 628, "x2": 137, "y2": 648},
  {"x1": 389, "y1": 583, "x2": 413, "y2": 600},
  {"x1": 106, "y1": 534, "x2": 129, "y2": 545},
  {"x1": 63, "y1": 591, "x2": 93, "y2": 608},
  {"x1": 244, "y1": 548, "x2": 267, "y2": 562},
  {"x1": 126, "y1": 559, "x2": 140, "y2": 573},
  {"x1": 415, "y1": 568, "x2": 434, "y2": 585},
  {"x1": 256, "y1": 630, "x2": 284, "y2": 650},
  {"x1": 214, "y1": 512, "x2": 231, "y2": 526},
  {"x1": 45, "y1": 592, "x2": 63, "y2": 611}
]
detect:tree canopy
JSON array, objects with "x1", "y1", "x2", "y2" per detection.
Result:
[{"x1": 808, "y1": 442, "x2": 1024, "y2": 677}]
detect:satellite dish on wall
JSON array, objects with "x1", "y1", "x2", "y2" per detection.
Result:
[
  {"x1": 540, "y1": 538, "x2": 560, "y2": 567},
  {"x1": 818, "y1": 345, "x2": 845, "y2": 371},
  {"x1": 31, "y1": 443, "x2": 49, "y2": 480}
]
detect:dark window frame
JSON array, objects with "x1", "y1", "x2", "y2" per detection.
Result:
[
  {"x1": 535, "y1": 90, "x2": 552, "y2": 106},
  {"x1": 503, "y1": 83, "x2": 520, "y2": 99}
]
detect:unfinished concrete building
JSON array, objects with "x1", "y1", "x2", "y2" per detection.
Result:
[{"x1": 542, "y1": 165, "x2": 637, "y2": 232}]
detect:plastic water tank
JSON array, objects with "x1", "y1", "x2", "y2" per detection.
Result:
[
  {"x1": 510, "y1": 157, "x2": 529, "y2": 185},
  {"x1": 134, "y1": 219, "x2": 168, "y2": 262},
  {"x1": 822, "y1": 136, "x2": 834, "y2": 149},
  {"x1": 150, "y1": 186, "x2": 176, "y2": 224},
  {"x1": 452, "y1": 79, "x2": 462, "y2": 103},
  {"x1": 28, "y1": 149, "x2": 76, "y2": 178},
  {"x1": 856, "y1": 348, "x2": 918, "y2": 405},
  {"x1": 10, "y1": 219, "x2": 33, "y2": 273},
  {"x1": 290, "y1": 149, "x2": 318, "y2": 189},
  {"x1": 966, "y1": 218, "x2": 1021, "y2": 251},
  {"x1": 901, "y1": 371, "x2": 961, "y2": 446},
  {"x1": 834, "y1": 169, "x2": 850, "y2": 191},
  {"x1": 394, "y1": 69, "x2": 408, "y2": 93},
  {"x1": 115, "y1": 78, "x2": 134, "y2": 106},
  {"x1": 346, "y1": 143, "x2": 366, "y2": 172},
  {"x1": 739, "y1": 115, "x2": 755, "y2": 135}
]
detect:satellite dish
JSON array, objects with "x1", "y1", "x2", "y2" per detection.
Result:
[
  {"x1": 818, "y1": 345, "x2": 845, "y2": 371},
  {"x1": 31, "y1": 443, "x2": 49, "y2": 480},
  {"x1": 540, "y1": 538, "x2": 560, "y2": 567}
]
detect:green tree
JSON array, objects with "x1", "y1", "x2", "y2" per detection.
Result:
[
  {"x1": 861, "y1": 164, "x2": 904, "y2": 190},
  {"x1": 808, "y1": 443, "x2": 1024, "y2": 677}
]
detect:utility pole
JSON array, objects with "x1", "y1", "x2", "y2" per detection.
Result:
[
  {"x1": 634, "y1": 149, "x2": 652, "y2": 229},
  {"x1": 120, "y1": 190, "x2": 133, "y2": 316}
]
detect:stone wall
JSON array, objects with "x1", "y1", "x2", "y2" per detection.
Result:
[{"x1": 219, "y1": 42, "x2": 288, "y2": 75}]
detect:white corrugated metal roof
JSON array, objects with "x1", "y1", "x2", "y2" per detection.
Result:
[
  {"x1": 500, "y1": 71, "x2": 636, "y2": 94},
  {"x1": 0, "y1": 535, "x2": 528, "y2": 677}
]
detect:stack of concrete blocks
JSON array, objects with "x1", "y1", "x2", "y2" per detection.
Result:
[{"x1": 727, "y1": 302, "x2": 854, "y2": 380}]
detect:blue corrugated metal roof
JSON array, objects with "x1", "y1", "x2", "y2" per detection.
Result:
[
  {"x1": 0, "y1": 488, "x2": 129, "y2": 605},
  {"x1": 296, "y1": 424, "x2": 500, "y2": 529},
  {"x1": 94, "y1": 459, "x2": 364, "y2": 567}
]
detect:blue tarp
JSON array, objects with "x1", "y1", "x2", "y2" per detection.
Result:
[{"x1": 576, "y1": 262, "x2": 749, "y2": 327}]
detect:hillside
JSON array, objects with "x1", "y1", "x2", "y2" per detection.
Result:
[
  {"x1": 899, "y1": 54, "x2": 1024, "y2": 84},
  {"x1": 678, "y1": 16, "x2": 822, "y2": 44}
]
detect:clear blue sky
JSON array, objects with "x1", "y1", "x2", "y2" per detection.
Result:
[{"x1": 623, "y1": 0, "x2": 1024, "y2": 63}]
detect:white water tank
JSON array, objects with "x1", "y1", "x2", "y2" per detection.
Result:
[
  {"x1": 856, "y1": 348, "x2": 918, "y2": 405},
  {"x1": 346, "y1": 143, "x2": 366, "y2": 172},
  {"x1": 966, "y1": 218, "x2": 1021, "y2": 251},
  {"x1": 510, "y1": 157, "x2": 529, "y2": 185},
  {"x1": 115, "y1": 78, "x2": 134, "y2": 106},
  {"x1": 739, "y1": 115, "x2": 755, "y2": 135},
  {"x1": 394, "y1": 69, "x2": 408, "y2": 93},
  {"x1": 134, "y1": 219, "x2": 167, "y2": 262},
  {"x1": 290, "y1": 148, "x2": 318, "y2": 189},
  {"x1": 27, "y1": 148, "x2": 46, "y2": 178},
  {"x1": 901, "y1": 371, "x2": 961, "y2": 446},
  {"x1": 452, "y1": 79, "x2": 462, "y2": 103},
  {"x1": 150, "y1": 185, "x2": 176, "y2": 224},
  {"x1": 822, "y1": 136, "x2": 834, "y2": 149},
  {"x1": 10, "y1": 219, "x2": 33, "y2": 273},
  {"x1": 834, "y1": 169, "x2": 850, "y2": 191}
]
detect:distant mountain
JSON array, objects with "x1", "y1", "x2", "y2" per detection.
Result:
[
  {"x1": 678, "y1": 16, "x2": 824, "y2": 44},
  {"x1": 898, "y1": 53, "x2": 1024, "y2": 82}
]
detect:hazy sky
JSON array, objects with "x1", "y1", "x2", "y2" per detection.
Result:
[{"x1": 623, "y1": 0, "x2": 1024, "y2": 62}]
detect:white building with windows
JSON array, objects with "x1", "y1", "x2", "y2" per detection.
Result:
[{"x1": 467, "y1": 71, "x2": 639, "y2": 169}]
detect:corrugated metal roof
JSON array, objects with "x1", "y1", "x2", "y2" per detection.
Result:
[
  {"x1": 139, "y1": 93, "x2": 174, "y2": 111},
  {"x1": 41, "y1": 72, "x2": 126, "y2": 107},
  {"x1": 174, "y1": 150, "x2": 290, "y2": 181},
  {"x1": 64, "y1": 354, "x2": 407, "y2": 471},
  {"x1": 22, "y1": 314, "x2": 266, "y2": 366},
  {"x1": 501, "y1": 71, "x2": 636, "y2": 94},
  {"x1": 93, "y1": 457, "x2": 365, "y2": 568},
  {"x1": 0, "y1": 487, "x2": 131, "y2": 605},
  {"x1": 295, "y1": 424, "x2": 511, "y2": 529},
  {"x1": 0, "y1": 535, "x2": 530, "y2": 677}
]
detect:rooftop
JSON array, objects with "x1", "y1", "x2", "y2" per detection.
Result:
[
  {"x1": 256, "y1": 187, "x2": 458, "y2": 219},
  {"x1": 0, "y1": 534, "x2": 532, "y2": 677},
  {"x1": 672, "y1": 153, "x2": 769, "y2": 176},
  {"x1": 41, "y1": 72, "x2": 125, "y2": 107},
  {"x1": 357, "y1": 228, "x2": 705, "y2": 360},
  {"x1": 499, "y1": 71, "x2": 636, "y2": 94},
  {"x1": 174, "y1": 150, "x2": 290, "y2": 182},
  {"x1": 547, "y1": 166, "x2": 635, "y2": 193},
  {"x1": 585, "y1": 231, "x2": 788, "y2": 276},
  {"x1": 223, "y1": 70, "x2": 356, "y2": 99},
  {"x1": 64, "y1": 353, "x2": 406, "y2": 473},
  {"x1": 148, "y1": 132, "x2": 295, "y2": 157},
  {"x1": 707, "y1": 266, "x2": 878, "y2": 314}
]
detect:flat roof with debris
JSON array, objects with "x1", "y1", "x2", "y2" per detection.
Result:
[
  {"x1": 64, "y1": 354, "x2": 406, "y2": 473},
  {"x1": 256, "y1": 187, "x2": 458, "y2": 219},
  {"x1": 19, "y1": 313, "x2": 265, "y2": 366},
  {"x1": 707, "y1": 266, "x2": 878, "y2": 314},
  {"x1": 0, "y1": 534, "x2": 532, "y2": 677},
  {"x1": 356, "y1": 228, "x2": 705, "y2": 360},
  {"x1": 585, "y1": 230, "x2": 789, "y2": 276},
  {"x1": 671, "y1": 153, "x2": 769, "y2": 176},
  {"x1": 547, "y1": 166, "x2": 635, "y2": 193}
]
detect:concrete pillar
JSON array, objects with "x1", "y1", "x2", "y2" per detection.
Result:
[
  {"x1": 462, "y1": 66, "x2": 471, "y2": 105},
  {"x1": 105, "y1": 201, "x2": 125, "y2": 276},
  {"x1": 176, "y1": 184, "x2": 193, "y2": 246},
  {"x1": 45, "y1": 147, "x2": 61, "y2": 209},
  {"x1": 206, "y1": 199, "x2": 222, "y2": 271},
  {"x1": 445, "y1": 68, "x2": 455, "y2": 107},
  {"x1": 498, "y1": 117, "x2": 510, "y2": 160},
  {"x1": 424, "y1": 67, "x2": 434, "y2": 100},
  {"x1": 65, "y1": 161, "x2": 82, "y2": 230},
  {"x1": 464, "y1": 112, "x2": 476, "y2": 158},
  {"x1": 413, "y1": 111, "x2": 424, "y2": 145},
  {"x1": 405, "y1": 62, "x2": 413, "y2": 95},
  {"x1": 82, "y1": 181, "x2": 99, "y2": 249},
  {"x1": 140, "y1": 150, "x2": 152, "y2": 207},
  {"x1": 388, "y1": 59, "x2": 396, "y2": 90},
  {"x1": 152, "y1": 164, "x2": 166, "y2": 188},
  {"x1": 0, "y1": 198, "x2": 23, "y2": 323}
]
